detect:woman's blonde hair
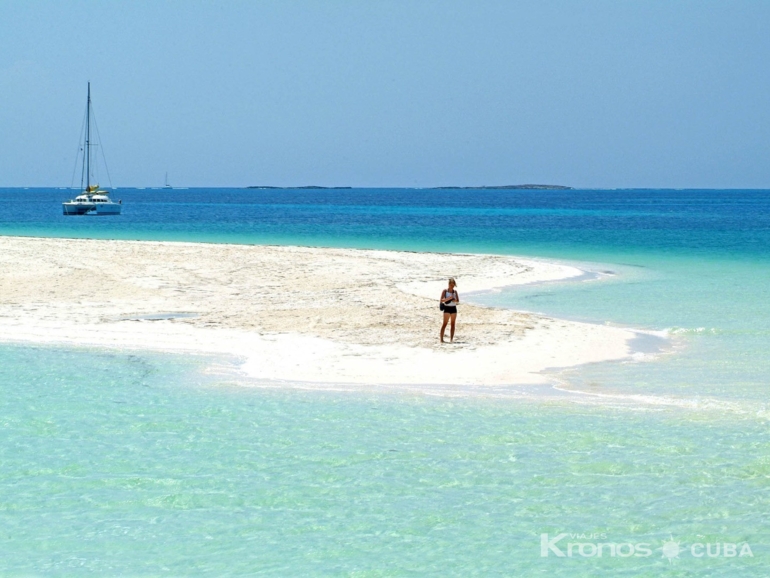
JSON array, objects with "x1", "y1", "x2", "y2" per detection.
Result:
[{"x1": 448, "y1": 277, "x2": 457, "y2": 286}]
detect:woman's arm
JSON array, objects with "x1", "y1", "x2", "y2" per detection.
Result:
[{"x1": 454, "y1": 291, "x2": 460, "y2": 303}]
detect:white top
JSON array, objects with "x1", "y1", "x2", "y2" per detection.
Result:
[{"x1": 444, "y1": 290, "x2": 458, "y2": 306}]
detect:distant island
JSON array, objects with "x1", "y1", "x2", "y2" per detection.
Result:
[
  {"x1": 246, "y1": 184, "x2": 572, "y2": 190},
  {"x1": 246, "y1": 185, "x2": 353, "y2": 190},
  {"x1": 430, "y1": 184, "x2": 573, "y2": 190}
]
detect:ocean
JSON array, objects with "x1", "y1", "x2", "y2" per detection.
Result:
[{"x1": 1, "y1": 187, "x2": 768, "y2": 575}]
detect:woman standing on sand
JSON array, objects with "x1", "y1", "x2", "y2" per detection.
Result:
[{"x1": 440, "y1": 278, "x2": 459, "y2": 343}]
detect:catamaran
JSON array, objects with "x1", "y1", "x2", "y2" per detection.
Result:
[{"x1": 63, "y1": 83, "x2": 122, "y2": 215}]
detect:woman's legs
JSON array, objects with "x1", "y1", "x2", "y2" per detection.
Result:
[
  {"x1": 449, "y1": 313, "x2": 456, "y2": 342},
  {"x1": 440, "y1": 312, "x2": 450, "y2": 342}
]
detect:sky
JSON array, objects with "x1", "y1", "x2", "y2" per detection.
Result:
[{"x1": 1, "y1": 1, "x2": 769, "y2": 188}]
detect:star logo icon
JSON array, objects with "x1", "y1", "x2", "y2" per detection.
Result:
[{"x1": 661, "y1": 536, "x2": 681, "y2": 562}]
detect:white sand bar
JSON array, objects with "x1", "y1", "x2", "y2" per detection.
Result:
[{"x1": 0, "y1": 237, "x2": 636, "y2": 387}]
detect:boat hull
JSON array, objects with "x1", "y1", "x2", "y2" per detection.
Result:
[
  {"x1": 94, "y1": 203, "x2": 121, "y2": 215},
  {"x1": 62, "y1": 202, "x2": 121, "y2": 215},
  {"x1": 62, "y1": 203, "x2": 95, "y2": 215}
]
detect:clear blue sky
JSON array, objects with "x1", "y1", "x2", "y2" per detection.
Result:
[{"x1": 1, "y1": 1, "x2": 768, "y2": 188}]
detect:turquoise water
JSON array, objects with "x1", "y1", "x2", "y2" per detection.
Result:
[
  {"x1": 2, "y1": 345, "x2": 767, "y2": 575},
  {"x1": 473, "y1": 253, "x2": 770, "y2": 405},
  {"x1": 1, "y1": 188, "x2": 768, "y2": 574}
]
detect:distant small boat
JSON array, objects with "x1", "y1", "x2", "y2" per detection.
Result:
[
  {"x1": 164, "y1": 172, "x2": 172, "y2": 189},
  {"x1": 63, "y1": 83, "x2": 121, "y2": 216}
]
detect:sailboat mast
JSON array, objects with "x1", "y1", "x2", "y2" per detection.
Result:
[{"x1": 85, "y1": 82, "x2": 91, "y2": 190}]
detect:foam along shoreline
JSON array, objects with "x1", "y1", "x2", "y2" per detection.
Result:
[{"x1": 0, "y1": 237, "x2": 639, "y2": 387}]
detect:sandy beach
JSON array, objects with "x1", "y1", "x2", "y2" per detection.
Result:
[{"x1": 0, "y1": 236, "x2": 637, "y2": 388}]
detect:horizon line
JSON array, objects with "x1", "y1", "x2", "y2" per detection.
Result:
[{"x1": 3, "y1": 186, "x2": 770, "y2": 191}]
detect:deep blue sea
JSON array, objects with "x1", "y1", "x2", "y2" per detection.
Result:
[
  {"x1": 6, "y1": 187, "x2": 770, "y2": 258},
  {"x1": 1, "y1": 187, "x2": 768, "y2": 575}
]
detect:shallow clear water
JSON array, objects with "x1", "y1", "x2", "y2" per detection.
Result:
[
  {"x1": 473, "y1": 254, "x2": 770, "y2": 405},
  {"x1": 1, "y1": 345, "x2": 767, "y2": 575},
  {"x1": 1, "y1": 188, "x2": 768, "y2": 574}
]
